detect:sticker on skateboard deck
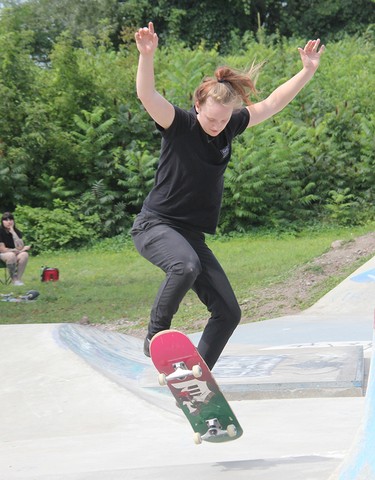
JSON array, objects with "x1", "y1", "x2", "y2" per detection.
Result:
[{"x1": 150, "y1": 329, "x2": 243, "y2": 444}]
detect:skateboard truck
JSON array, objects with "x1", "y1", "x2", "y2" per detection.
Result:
[
  {"x1": 158, "y1": 361, "x2": 203, "y2": 385},
  {"x1": 194, "y1": 418, "x2": 237, "y2": 444}
]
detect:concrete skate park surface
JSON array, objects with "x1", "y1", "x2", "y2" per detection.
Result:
[{"x1": 0, "y1": 256, "x2": 374, "y2": 480}]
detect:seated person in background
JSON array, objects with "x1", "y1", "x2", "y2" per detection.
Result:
[{"x1": 0, "y1": 212, "x2": 31, "y2": 286}]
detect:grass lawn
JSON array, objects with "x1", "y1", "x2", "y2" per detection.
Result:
[{"x1": 0, "y1": 224, "x2": 373, "y2": 333}]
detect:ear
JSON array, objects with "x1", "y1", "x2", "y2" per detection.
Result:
[{"x1": 195, "y1": 101, "x2": 200, "y2": 113}]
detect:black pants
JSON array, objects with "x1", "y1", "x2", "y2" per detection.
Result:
[{"x1": 131, "y1": 211, "x2": 241, "y2": 369}]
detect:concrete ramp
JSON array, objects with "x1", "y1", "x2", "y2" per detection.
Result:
[
  {"x1": 328, "y1": 316, "x2": 375, "y2": 480},
  {"x1": 3, "y1": 322, "x2": 363, "y2": 480}
]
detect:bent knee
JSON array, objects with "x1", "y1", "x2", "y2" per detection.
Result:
[
  {"x1": 170, "y1": 258, "x2": 202, "y2": 281},
  {"x1": 230, "y1": 302, "x2": 242, "y2": 327},
  {"x1": 185, "y1": 259, "x2": 202, "y2": 280},
  {"x1": 221, "y1": 301, "x2": 241, "y2": 329}
]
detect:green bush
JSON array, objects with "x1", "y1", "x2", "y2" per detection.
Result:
[
  {"x1": 220, "y1": 34, "x2": 375, "y2": 232},
  {"x1": 15, "y1": 202, "x2": 99, "y2": 254}
]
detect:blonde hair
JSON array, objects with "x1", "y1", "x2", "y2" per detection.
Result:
[{"x1": 193, "y1": 63, "x2": 263, "y2": 108}]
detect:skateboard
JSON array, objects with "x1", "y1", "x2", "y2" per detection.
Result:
[{"x1": 150, "y1": 329, "x2": 243, "y2": 444}]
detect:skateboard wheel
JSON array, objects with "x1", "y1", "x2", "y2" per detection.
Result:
[
  {"x1": 193, "y1": 432, "x2": 202, "y2": 445},
  {"x1": 158, "y1": 373, "x2": 167, "y2": 386},
  {"x1": 192, "y1": 365, "x2": 202, "y2": 378},
  {"x1": 227, "y1": 424, "x2": 237, "y2": 438}
]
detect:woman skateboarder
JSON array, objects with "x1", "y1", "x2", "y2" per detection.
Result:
[{"x1": 132, "y1": 22, "x2": 325, "y2": 370}]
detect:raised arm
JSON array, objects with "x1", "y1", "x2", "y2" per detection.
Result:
[
  {"x1": 135, "y1": 22, "x2": 175, "y2": 129},
  {"x1": 247, "y1": 39, "x2": 325, "y2": 127}
]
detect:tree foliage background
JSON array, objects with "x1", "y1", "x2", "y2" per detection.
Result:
[{"x1": 0, "y1": 0, "x2": 374, "y2": 251}]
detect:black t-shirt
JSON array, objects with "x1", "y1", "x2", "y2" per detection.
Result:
[
  {"x1": 0, "y1": 227, "x2": 23, "y2": 249},
  {"x1": 143, "y1": 105, "x2": 250, "y2": 233}
]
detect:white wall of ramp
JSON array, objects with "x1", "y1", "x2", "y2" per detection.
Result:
[{"x1": 328, "y1": 316, "x2": 375, "y2": 480}]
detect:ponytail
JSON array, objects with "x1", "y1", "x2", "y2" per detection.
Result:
[{"x1": 193, "y1": 62, "x2": 263, "y2": 108}]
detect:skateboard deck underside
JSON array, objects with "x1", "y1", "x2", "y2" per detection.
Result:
[{"x1": 150, "y1": 330, "x2": 243, "y2": 443}]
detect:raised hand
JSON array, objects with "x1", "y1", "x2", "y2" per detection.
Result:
[
  {"x1": 135, "y1": 21, "x2": 159, "y2": 56},
  {"x1": 298, "y1": 39, "x2": 325, "y2": 72}
]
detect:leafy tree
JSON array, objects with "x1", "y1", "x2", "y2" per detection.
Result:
[
  {"x1": 3, "y1": 0, "x2": 374, "y2": 57},
  {"x1": 47, "y1": 32, "x2": 102, "y2": 121},
  {"x1": 1, "y1": 0, "x2": 127, "y2": 61},
  {"x1": 276, "y1": 0, "x2": 375, "y2": 40},
  {"x1": 120, "y1": 141, "x2": 158, "y2": 214},
  {"x1": 77, "y1": 140, "x2": 158, "y2": 237},
  {"x1": 0, "y1": 23, "x2": 40, "y2": 209},
  {"x1": 78, "y1": 179, "x2": 129, "y2": 237},
  {"x1": 72, "y1": 106, "x2": 116, "y2": 183}
]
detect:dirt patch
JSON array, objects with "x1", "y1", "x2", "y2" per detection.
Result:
[{"x1": 240, "y1": 231, "x2": 375, "y2": 323}]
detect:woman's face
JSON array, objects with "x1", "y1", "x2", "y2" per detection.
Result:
[
  {"x1": 2, "y1": 217, "x2": 14, "y2": 231},
  {"x1": 196, "y1": 96, "x2": 233, "y2": 137}
]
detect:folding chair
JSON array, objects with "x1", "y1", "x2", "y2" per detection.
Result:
[{"x1": 0, "y1": 259, "x2": 12, "y2": 285}]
